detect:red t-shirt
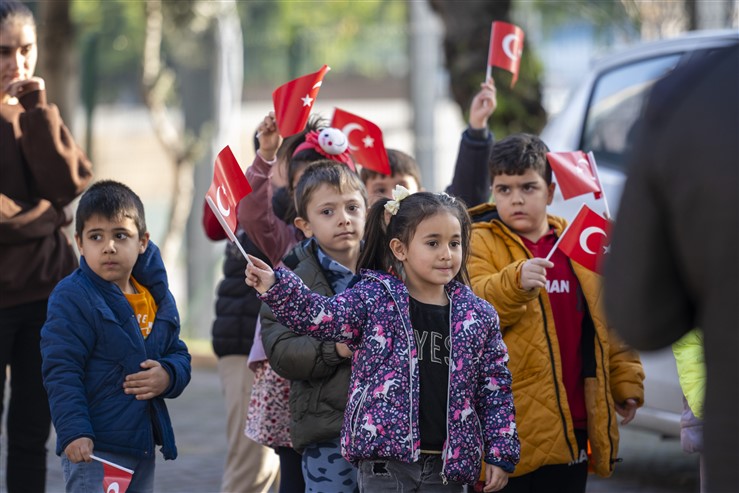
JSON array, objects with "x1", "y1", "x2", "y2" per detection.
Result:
[{"x1": 522, "y1": 229, "x2": 587, "y2": 429}]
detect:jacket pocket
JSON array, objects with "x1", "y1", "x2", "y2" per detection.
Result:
[{"x1": 87, "y1": 363, "x2": 125, "y2": 409}]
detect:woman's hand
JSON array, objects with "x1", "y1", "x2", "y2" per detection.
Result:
[
  {"x1": 245, "y1": 254, "x2": 276, "y2": 294},
  {"x1": 5, "y1": 76, "x2": 45, "y2": 99}
]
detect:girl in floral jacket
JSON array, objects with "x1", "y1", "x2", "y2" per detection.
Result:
[{"x1": 246, "y1": 188, "x2": 519, "y2": 492}]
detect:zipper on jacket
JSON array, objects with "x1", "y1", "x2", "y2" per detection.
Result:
[
  {"x1": 379, "y1": 278, "x2": 417, "y2": 462},
  {"x1": 350, "y1": 386, "x2": 370, "y2": 447},
  {"x1": 594, "y1": 324, "x2": 616, "y2": 469},
  {"x1": 441, "y1": 294, "x2": 453, "y2": 485}
]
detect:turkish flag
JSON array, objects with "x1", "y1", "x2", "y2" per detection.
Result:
[
  {"x1": 547, "y1": 151, "x2": 603, "y2": 200},
  {"x1": 272, "y1": 65, "x2": 331, "y2": 137},
  {"x1": 331, "y1": 108, "x2": 391, "y2": 175},
  {"x1": 102, "y1": 461, "x2": 133, "y2": 493},
  {"x1": 205, "y1": 146, "x2": 252, "y2": 236},
  {"x1": 555, "y1": 204, "x2": 611, "y2": 273},
  {"x1": 488, "y1": 21, "x2": 525, "y2": 87}
]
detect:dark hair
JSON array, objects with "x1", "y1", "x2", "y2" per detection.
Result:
[
  {"x1": 75, "y1": 180, "x2": 147, "y2": 238},
  {"x1": 359, "y1": 148, "x2": 422, "y2": 188},
  {"x1": 489, "y1": 133, "x2": 552, "y2": 185},
  {"x1": 0, "y1": 0, "x2": 35, "y2": 29},
  {"x1": 358, "y1": 191, "x2": 471, "y2": 285},
  {"x1": 294, "y1": 160, "x2": 367, "y2": 220},
  {"x1": 275, "y1": 114, "x2": 329, "y2": 223}
]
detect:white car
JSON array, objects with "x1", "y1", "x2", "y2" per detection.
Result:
[{"x1": 541, "y1": 29, "x2": 739, "y2": 438}]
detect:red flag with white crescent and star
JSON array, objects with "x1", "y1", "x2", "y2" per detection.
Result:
[
  {"x1": 102, "y1": 462, "x2": 132, "y2": 493},
  {"x1": 272, "y1": 65, "x2": 331, "y2": 137},
  {"x1": 547, "y1": 151, "x2": 603, "y2": 200},
  {"x1": 331, "y1": 108, "x2": 391, "y2": 176},
  {"x1": 205, "y1": 146, "x2": 252, "y2": 236},
  {"x1": 553, "y1": 204, "x2": 612, "y2": 273},
  {"x1": 488, "y1": 21, "x2": 525, "y2": 87},
  {"x1": 91, "y1": 455, "x2": 134, "y2": 493}
]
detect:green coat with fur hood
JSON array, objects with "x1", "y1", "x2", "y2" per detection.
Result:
[{"x1": 468, "y1": 203, "x2": 645, "y2": 477}]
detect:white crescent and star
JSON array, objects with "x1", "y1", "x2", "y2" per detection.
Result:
[
  {"x1": 107, "y1": 482, "x2": 120, "y2": 493},
  {"x1": 301, "y1": 94, "x2": 313, "y2": 107},
  {"x1": 579, "y1": 226, "x2": 607, "y2": 255},
  {"x1": 341, "y1": 123, "x2": 365, "y2": 151},
  {"x1": 216, "y1": 186, "x2": 231, "y2": 217},
  {"x1": 502, "y1": 33, "x2": 521, "y2": 61}
]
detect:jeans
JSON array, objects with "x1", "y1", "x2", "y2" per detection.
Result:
[
  {"x1": 0, "y1": 300, "x2": 52, "y2": 493},
  {"x1": 302, "y1": 438, "x2": 358, "y2": 493},
  {"x1": 61, "y1": 450, "x2": 155, "y2": 493},
  {"x1": 358, "y1": 454, "x2": 465, "y2": 492}
]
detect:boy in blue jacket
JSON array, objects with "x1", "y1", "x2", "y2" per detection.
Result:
[{"x1": 41, "y1": 180, "x2": 191, "y2": 493}]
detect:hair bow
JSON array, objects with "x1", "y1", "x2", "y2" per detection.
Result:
[{"x1": 384, "y1": 185, "x2": 412, "y2": 216}]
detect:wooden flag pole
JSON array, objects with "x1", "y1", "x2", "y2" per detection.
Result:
[{"x1": 90, "y1": 454, "x2": 134, "y2": 474}]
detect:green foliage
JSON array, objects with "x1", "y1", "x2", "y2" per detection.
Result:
[
  {"x1": 71, "y1": 0, "x2": 146, "y2": 103},
  {"x1": 238, "y1": 0, "x2": 408, "y2": 83}
]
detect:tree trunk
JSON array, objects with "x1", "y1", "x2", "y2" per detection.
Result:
[{"x1": 37, "y1": 0, "x2": 78, "y2": 130}]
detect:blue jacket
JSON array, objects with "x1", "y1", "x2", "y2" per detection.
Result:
[
  {"x1": 41, "y1": 242, "x2": 191, "y2": 460},
  {"x1": 260, "y1": 267, "x2": 519, "y2": 484}
]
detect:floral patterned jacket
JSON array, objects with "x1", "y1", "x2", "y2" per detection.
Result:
[{"x1": 259, "y1": 267, "x2": 520, "y2": 483}]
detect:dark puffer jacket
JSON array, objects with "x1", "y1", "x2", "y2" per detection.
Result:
[
  {"x1": 260, "y1": 239, "x2": 351, "y2": 451},
  {"x1": 210, "y1": 231, "x2": 272, "y2": 357}
]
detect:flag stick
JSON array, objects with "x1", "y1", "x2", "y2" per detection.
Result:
[
  {"x1": 588, "y1": 151, "x2": 611, "y2": 219},
  {"x1": 205, "y1": 196, "x2": 252, "y2": 266},
  {"x1": 90, "y1": 454, "x2": 134, "y2": 475},
  {"x1": 545, "y1": 203, "x2": 586, "y2": 261}
]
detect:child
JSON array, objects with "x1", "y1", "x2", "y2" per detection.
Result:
[
  {"x1": 672, "y1": 329, "x2": 705, "y2": 492},
  {"x1": 41, "y1": 180, "x2": 191, "y2": 492},
  {"x1": 467, "y1": 134, "x2": 645, "y2": 492},
  {"x1": 260, "y1": 160, "x2": 368, "y2": 492},
  {"x1": 360, "y1": 148, "x2": 422, "y2": 206},
  {"x1": 247, "y1": 188, "x2": 519, "y2": 492}
]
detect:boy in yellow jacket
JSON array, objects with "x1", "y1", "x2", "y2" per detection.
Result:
[{"x1": 468, "y1": 133, "x2": 644, "y2": 492}]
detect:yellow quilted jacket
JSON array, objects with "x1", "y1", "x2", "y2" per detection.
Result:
[{"x1": 468, "y1": 203, "x2": 644, "y2": 477}]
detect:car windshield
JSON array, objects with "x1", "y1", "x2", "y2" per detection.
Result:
[{"x1": 582, "y1": 53, "x2": 681, "y2": 172}]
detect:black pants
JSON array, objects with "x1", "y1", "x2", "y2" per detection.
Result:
[
  {"x1": 501, "y1": 429, "x2": 589, "y2": 493},
  {"x1": 275, "y1": 446, "x2": 305, "y2": 493},
  {"x1": 1, "y1": 300, "x2": 52, "y2": 493}
]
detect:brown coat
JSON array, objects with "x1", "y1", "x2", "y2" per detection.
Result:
[
  {"x1": 0, "y1": 89, "x2": 92, "y2": 308},
  {"x1": 469, "y1": 203, "x2": 644, "y2": 477}
]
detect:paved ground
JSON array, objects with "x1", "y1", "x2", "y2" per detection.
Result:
[{"x1": 3, "y1": 353, "x2": 698, "y2": 493}]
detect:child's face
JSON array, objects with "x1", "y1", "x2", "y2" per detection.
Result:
[
  {"x1": 390, "y1": 211, "x2": 462, "y2": 298},
  {"x1": 75, "y1": 213, "x2": 149, "y2": 293},
  {"x1": 365, "y1": 173, "x2": 421, "y2": 207},
  {"x1": 491, "y1": 169, "x2": 556, "y2": 242},
  {"x1": 294, "y1": 184, "x2": 366, "y2": 264}
]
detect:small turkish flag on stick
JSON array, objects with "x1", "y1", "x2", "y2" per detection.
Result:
[
  {"x1": 546, "y1": 203, "x2": 612, "y2": 273},
  {"x1": 487, "y1": 21, "x2": 525, "y2": 87},
  {"x1": 272, "y1": 65, "x2": 331, "y2": 137},
  {"x1": 331, "y1": 108, "x2": 391, "y2": 176},
  {"x1": 91, "y1": 454, "x2": 133, "y2": 493},
  {"x1": 205, "y1": 146, "x2": 253, "y2": 263}
]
